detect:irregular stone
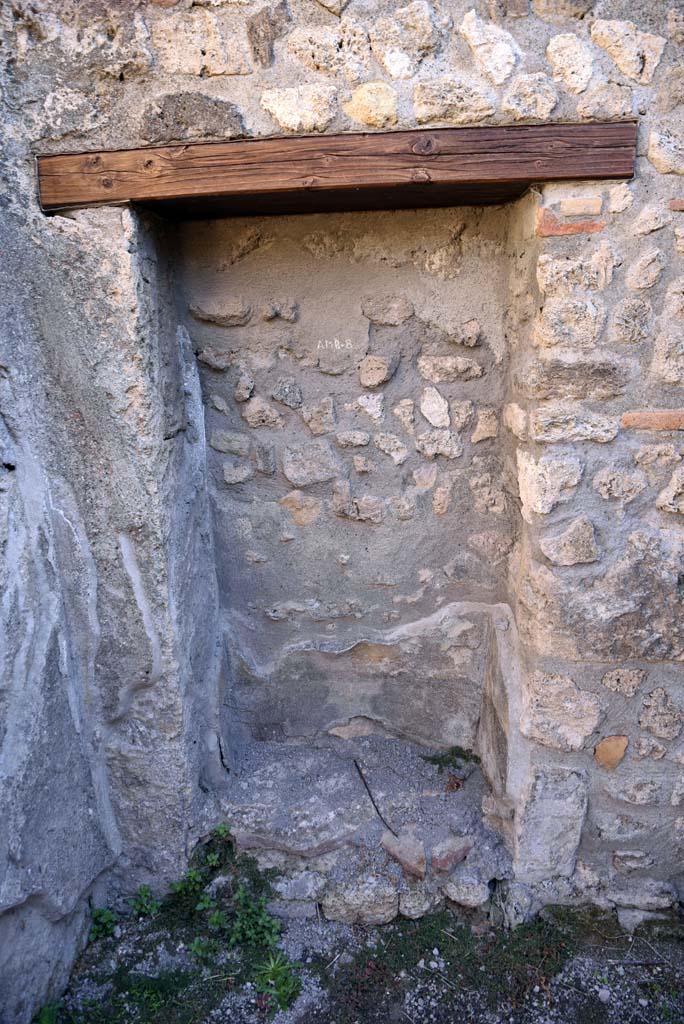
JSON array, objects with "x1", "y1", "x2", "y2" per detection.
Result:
[
  {"x1": 322, "y1": 876, "x2": 398, "y2": 924},
  {"x1": 255, "y1": 443, "x2": 276, "y2": 476},
  {"x1": 651, "y1": 280, "x2": 684, "y2": 384},
  {"x1": 626, "y1": 249, "x2": 665, "y2": 291},
  {"x1": 279, "y1": 490, "x2": 322, "y2": 526},
  {"x1": 593, "y1": 467, "x2": 646, "y2": 505},
  {"x1": 577, "y1": 83, "x2": 633, "y2": 120},
  {"x1": 417, "y1": 354, "x2": 483, "y2": 383},
  {"x1": 197, "y1": 346, "x2": 231, "y2": 371},
  {"x1": 534, "y1": 295, "x2": 605, "y2": 349},
  {"x1": 657, "y1": 467, "x2": 684, "y2": 514},
  {"x1": 287, "y1": 21, "x2": 370, "y2": 82},
  {"x1": 344, "y1": 82, "x2": 398, "y2": 127},
  {"x1": 261, "y1": 300, "x2": 298, "y2": 323},
  {"x1": 355, "y1": 495, "x2": 386, "y2": 524},
  {"x1": 635, "y1": 444, "x2": 682, "y2": 469},
  {"x1": 608, "y1": 183, "x2": 633, "y2": 213},
  {"x1": 399, "y1": 886, "x2": 442, "y2": 919},
  {"x1": 537, "y1": 242, "x2": 622, "y2": 294},
  {"x1": 648, "y1": 129, "x2": 684, "y2": 175},
  {"x1": 533, "y1": 0, "x2": 593, "y2": 15},
  {"x1": 634, "y1": 205, "x2": 671, "y2": 236},
  {"x1": 335, "y1": 430, "x2": 370, "y2": 448},
  {"x1": 415, "y1": 430, "x2": 463, "y2": 460},
  {"x1": 442, "y1": 872, "x2": 490, "y2": 908},
  {"x1": 431, "y1": 836, "x2": 473, "y2": 873},
  {"x1": 233, "y1": 366, "x2": 255, "y2": 403},
  {"x1": 671, "y1": 779, "x2": 684, "y2": 806},
  {"x1": 601, "y1": 667, "x2": 645, "y2": 697},
  {"x1": 609, "y1": 780, "x2": 661, "y2": 806},
  {"x1": 246, "y1": 1, "x2": 290, "y2": 67},
  {"x1": 210, "y1": 430, "x2": 251, "y2": 456},
  {"x1": 546, "y1": 33, "x2": 592, "y2": 95},
  {"x1": 539, "y1": 516, "x2": 599, "y2": 566},
  {"x1": 302, "y1": 397, "x2": 336, "y2": 436},
  {"x1": 515, "y1": 767, "x2": 588, "y2": 882},
  {"x1": 519, "y1": 355, "x2": 626, "y2": 402},
  {"x1": 261, "y1": 85, "x2": 337, "y2": 133},
  {"x1": 354, "y1": 457, "x2": 372, "y2": 474},
  {"x1": 241, "y1": 397, "x2": 283, "y2": 429},
  {"x1": 450, "y1": 402, "x2": 474, "y2": 433},
  {"x1": 469, "y1": 472, "x2": 506, "y2": 514},
  {"x1": 420, "y1": 387, "x2": 450, "y2": 428},
  {"x1": 393, "y1": 399, "x2": 415, "y2": 433},
  {"x1": 210, "y1": 394, "x2": 228, "y2": 413},
  {"x1": 380, "y1": 831, "x2": 426, "y2": 879},
  {"x1": 432, "y1": 484, "x2": 452, "y2": 515},
  {"x1": 639, "y1": 688, "x2": 681, "y2": 741},
  {"x1": 282, "y1": 442, "x2": 340, "y2": 486},
  {"x1": 590, "y1": 20, "x2": 665, "y2": 84},
  {"x1": 459, "y1": 9, "x2": 519, "y2": 85},
  {"x1": 141, "y1": 93, "x2": 244, "y2": 144},
  {"x1": 223, "y1": 460, "x2": 253, "y2": 485},
  {"x1": 594, "y1": 735, "x2": 628, "y2": 770},
  {"x1": 362, "y1": 295, "x2": 413, "y2": 326},
  {"x1": 370, "y1": 1, "x2": 445, "y2": 79},
  {"x1": 517, "y1": 450, "x2": 583, "y2": 521},
  {"x1": 359, "y1": 354, "x2": 399, "y2": 388},
  {"x1": 528, "y1": 405, "x2": 618, "y2": 444},
  {"x1": 502, "y1": 73, "x2": 557, "y2": 120},
  {"x1": 520, "y1": 670, "x2": 602, "y2": 751},
  {"x1": 372, "y1": 433, "x2": 408, "y2": 465},
  {"x1": 609, "y1": 296, "x2": 652, "y2": 345},
  {"x1": 152, "y1": 9, "x2": 252, "y2": 76},
  {"x1": 355, "y1": 394, "x2": 385, "y2": 422},
  {"x1": 613, "y1": 850, "x2": 654, "y2": 874},
  {"x1": 413, "y1": 78, "x2": 495, "y2": 125},
  {"x1": 504, "y1": 403, "x2": 527, "y2": 439},
  {"x1": 271, "y1": 378, "x2": 303, "y2": 409},
  {"x1": 471, "y1": 408, "x2": 498, "y2": 443},
  {"x1": 190, "y1": 296, "x2": 251, "y2": 327}
]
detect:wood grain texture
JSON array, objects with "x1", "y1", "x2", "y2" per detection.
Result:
[{"x1": 37, "y1": 122, "x2": 637, "y2": 220}]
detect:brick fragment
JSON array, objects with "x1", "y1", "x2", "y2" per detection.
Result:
[
  {"x1": 621, "y1": 410, "x2": 684, "y2": 431},
  {"x1": 669, "y1": 200, "x2": 684, "y2": 212},
  {"x1": 535, "y1": 207, "x2": 606, "y2": 238}
]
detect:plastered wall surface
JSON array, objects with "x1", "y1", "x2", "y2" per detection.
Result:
[{"x1": 2, "y1": 0, "x2": 684, "y2": 1019}]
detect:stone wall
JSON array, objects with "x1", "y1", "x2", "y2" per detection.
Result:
[{"x1": 2, "y1": 0, "x2": 684, "y2": 1019}]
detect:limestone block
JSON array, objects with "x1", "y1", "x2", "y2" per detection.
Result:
[
  {"x1": 609, "y1": 296, "x2": 652, "y2": 345},
  {"x1": 459, "y1": 9, "x2": 519, "y2": 85},
  {"x1": 546, "y1": 34, "x2": 593, "y2": 94},
  {"x1": 576, "y1": 83, "x2": 633, "y2": 120},
  {"x1": 152, "y1": 9, "x2": 251, "y2": 76},
  {"x1": 343, "y1": 82, "x2": 398, "y2": 127},
  {"x1": 287, "y1": 20, "x2": 370, "y2": 82},
  {"x1": 399, "y1": 886, "x2": 442, "y2": 919},
  {"x1": 537, "y1": 243, "x2": 621, "y2": 295},
  {"x1": 358, "y1": 354, "x2": 399, "y2": 388},
  {"x1": 590, "y1": 20, "x2": 665, "y2": 84},
  {"x1": 370, "y1": 1, "x2": 445, "y2": 79},
  {"x1": 534, "y1": 295, "x2": 605, "y2": 349},
  {"x1": 539, "y1": 516, "x2": 599, "y2": 565},
  {"x1": 282, "y1": 442, "x2": 340, "y2": 486},
  {"x1": 413, "y1": 78, "x2": 495, "y2": 124},
  {"x1": 651, "y1": 281, "x2": 684, "y2": 384},
  {"x1": 528, "y1": 405, "x2": 618, "y2": 444},
  {"x1": 626, "y1": 249, "x2": 665, "y2": 291},
  {"x1": 442, "y1": 872, "x2": 490, "y2": 908},
  {"x1": 420, "y1": 387, "x2": 450, "y2": 428},
  {"x1": 601, "y1": 667, "x2": 645, "y2": 696},
  {"x1": 417, "y1": 354, "x2": 483, "y2": 383},
  {"x1": 593, "y1": 467, "x2": 646, "y2": 505},
  {"x1": 520, "y1": 670, "x2": 602, "y2": 751},
  {"x1": 190, "y1": 296, "x2": 251, "y2": 327},
  {"x1": 362, "y1": 295, "x2": 413, "y2": 325},
  {"x1": 247, "y1": 1, "x2": 290, "y2": 67},
  {"x1": 271, "y1": 378, "x2": 302, "y2": 409},
  {"x1": 517, "y1": 450, "x2": 583, "y2": 521},
  {"x1": 469, "y1": 472, "x2": 506, "y2": 514},
  {"x1": 648, "y1": 130, "x2": 684, "y2": 175},
  {"x1": 374, "y1": 433, "x2": 409, "y2": 465},
  {"x1": 355, "y1": 495, "x2": 386, "y2": 523},
  {"x1": 657, "y1": 467, "x2": 684, "y2": 514},
  {"x1": 223, "y1": 460, "x2": 253, "y2": 485},
  {"x1": 502, "y1": 73, "x2": 557, "y2": 120},
  {"x1": 141, "y1": 93, "x2": 244, "y2": 144},
  {"x1": 210, "y1": 430, "x2": 251, "y2": 456},
  {"x1": 634, "y1": 205, "x2": 672, "y2": 236},
  {"x1": 336, "y1": 431, "x2": 370, "y2": 448},
  {"x1": 279, "y1": 490, "x2": 322, "y2": 526},
  {"x1": 519, "y1": 354, "x2": 627, "y2": 402},
  {"x1": 415, "y1": 430, "x2": 463, "y2": 460},
  {"x1": 302, "y1": 397, "x2": 336, "y2": 436},
  {"x1": 608, "y1": 780, "x2": 661, "y2": 806},
  {"x1": 471, "y1": 408, "x2": 498, "y2": 443},
  {"x1": 241, "y1": 397, "x2": 283, "y2": 429},
  {"x1": 355, "y1": 394, "x2": 385, "y2": 422},
  {"x1": 639, "y1": 688, "x2": 682, "y2": 741},
  {"x1": 322, "y1": 876, "x2": 398, "y2": 924},
  {"x1": 234, "y1": 367, "x2": 255, "y2": 403},
  {"x1": 515, "y1": 767, "x2": 588, "y2": 882},
  {"x1": 261, "y1": 85, "x2": 337, "y2": 132}
]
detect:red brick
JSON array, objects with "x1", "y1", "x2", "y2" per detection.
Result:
[
  {"x1": 621, "y1": 410, "x2": 684, "y2": 431},
  {"x1": 669, "y1": 199, "x2": 684, "y2": 212},
  {"x1": 535, "y1": 206, "x2": 606, "y2": 238}
]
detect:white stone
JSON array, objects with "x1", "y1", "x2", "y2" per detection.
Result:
[
  {"x1": 657, "y1": 466, "x2": 684, "y2": 514},
  {"x1": 374, "y1": 433, "x2": 409, "y2": 465},
  {"x1": 546, "y1": 34, "x2": 593, "y2": 95},
  {"x1": 515, "y1": 767, "x2": 588, "y2": 883},
  {"x1": 413, "y1": 78, "x2": 495, "y2": 125},
  {"x1": 417, "y1": 354, "x2": 483, "y2": 383},
  {"x1": 355, "y1": 394, "x2": 385, "y2": 422},
  {"x1": 261, "y1": 85, "x2": 337, "y2": 133},
  {"x1": 528, "y1": 405, "x2": 618, "y2": 444},
  {"x1": 459, "y1": 9, "x2": 519, "y2": 86},
  {"x1": 152, "y1": 9, "x2": 251, "y2": 77},
  {"x1": 343, "y1": 82, "x2": 397, "y2": 128},
  {"x1": 521, "y1": 670, "x2": 602, "y2": 751},
  {"x1": 634, "y1": 205, "x2": 671, "y2": 236},
  {"x1": 517, "y1": 450, "x2": 583, "y2": 521},
  {"x1": 626, "y1": 249, "x2": 665, "y2": 291},
  {"x1": 590, "y1": 20, "x2": 665, "y2": 85},
  {"x1": 502, "y1": 73, "x2": 558, "y2": 120},
  {"x1": 540, "y1": 516, "x2": 600, "y2": 565},
  {"x1": 282, "y1": 442, "x2": 341, "y2": 487},
  {"x1": 370, "y1": 1, "x2": 444, "y2": 80},
  {"x1": 420, "y1": 387, "x2": 450, "y2": 428},
  {"x1": 648, "y1": 129, "x2": 684, "y2": 175},
  {"x1": 415, "y1": 430, "x2": 463, "y2": 460},
  {"x1": 287, "y1": 21, "x2": 370, "y2": 83},
  {"x1": 577, "y1": 82, "x2": 633, "y2": 120}
]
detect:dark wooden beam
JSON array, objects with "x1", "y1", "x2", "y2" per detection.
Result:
[{"x1": 37, "y1": 122, "x2": 637, "y2": 221}]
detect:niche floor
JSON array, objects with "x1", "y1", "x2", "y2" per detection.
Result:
[{"x1": 217, "y1": 735, "x2": 511, "y2": 923}]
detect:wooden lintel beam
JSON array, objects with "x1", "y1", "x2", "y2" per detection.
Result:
[{"x1": 37, "y1": 122, "x2": 637, "y2": 221}]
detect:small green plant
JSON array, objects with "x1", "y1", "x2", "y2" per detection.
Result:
[
  {"x1": 213, "y1": 823, "x2": 231, "y2": 839},
  {"x1": 421, "y1": 745, "x2": 481, "y2": 773},
  {"x1": 34, "y1": 1004, "x2": 60, "y2": 1024},
  {"x1": 171, "y1": 868, "x2": 205, "y2": 898},
  {"x1": 205, "y1": 851, "x2": 220, "y2": 868},
  {"x1": 254, "y1": 953, "x2": 301, "y2": 1013},
  {"x1": 188, "y1": 936, "x2": 221, "y2": 964},
  {"x1": 129, "y1": 884, "x2": 160, "y2": 918},
  {"x1": 208, "y1": 908, "x2": 230, "y2": 931},
  {"x1": 230, "y1": 885, "x2": 280, "y2": 949},
  {"x1": 195, "y1": 892, "x2": 216, "y2": 913},
  {"x1": 90, "y1": 906, "x2": 119, "y2": 941}
]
